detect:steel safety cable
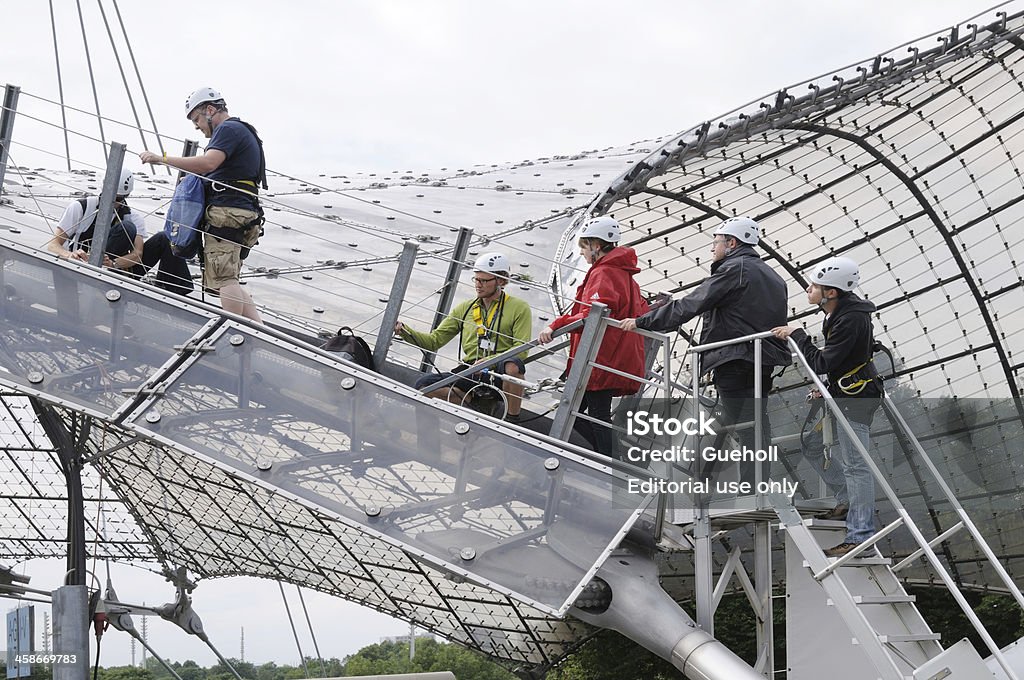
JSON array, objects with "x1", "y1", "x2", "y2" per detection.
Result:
[
  {"x1": 295, "y1": 586, "x2": 326, "y2": 678},
  {"x1": 111, "y1": 0, "x2": 170, "y2": 173},
  {"x1": 94, "y1": 0, "x2": 154, "y2": 175},
  {"x1": 6, "y1": 95, "x2": 595, "y2": 277},
  {"x1": 48, "y1": 0, "x2": 72, "y2": 172},
  {"x1": 277, "y1": 581, "x2": 310, "y2": 679},
  {"x1": 3, "y1": 191, "x2": 402, "y2": 321},
  {"x1": 17, "y1": 90, "x2": 179, "y2": 144},
  {"x1": 74, "y1": 0, "x2": 108, "y2": 160},
  {"x1": 7, "y1": 108, "x2": 617, "y2": 331}
]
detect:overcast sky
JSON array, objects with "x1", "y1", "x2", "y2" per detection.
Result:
[{"x1": 0, "y1": 0, "x2": 1008, "y2": 669}]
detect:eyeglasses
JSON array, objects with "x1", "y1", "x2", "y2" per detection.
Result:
[{"x1": 472, "y1": 276, "x2": 497, "y2": 284}]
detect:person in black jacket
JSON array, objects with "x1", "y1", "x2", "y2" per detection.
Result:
[
  {"x1": 622, "y1": 216, "x2": 789, "y2": 486},
  {"x1": 772, "y1": 256, "x2": 881, "y2": 557}
]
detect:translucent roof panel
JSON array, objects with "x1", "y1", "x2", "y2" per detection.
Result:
[
  {"x1": 548, "y1": 7, "x2": 1024, "y2": 596},
  {"x1": 0, "y1": 244, "x2": 218, "y2": 417},
  {"x1": 75, "y1": 415, "x2": 597, "y2": 666},
  {"x1": 117, "y1": 321, "x2": 653, "y2": 615},
  {"x1": 0, "y1": 389, "x2": 155, "y2": 561}
]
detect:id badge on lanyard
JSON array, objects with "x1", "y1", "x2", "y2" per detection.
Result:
[{"x1": 474, "y1": 295, "x2": 502, "y2": 354}]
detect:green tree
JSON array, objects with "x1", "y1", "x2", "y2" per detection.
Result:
[
  {"x1": 96, "y1": 665, "x2": 155, "y2": 680},
  {"x1": 544, "y1": 630, "x2": 680, "y2": 680},
  {"x1": 341, "y1": 638, "x2": 515, "y2": 679}
]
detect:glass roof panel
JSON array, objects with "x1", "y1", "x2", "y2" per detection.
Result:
[{"x1": 119, "y1": 323, "x2": 653, "y2": 615}]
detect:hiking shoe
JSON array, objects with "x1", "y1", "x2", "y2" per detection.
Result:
[
  {"x1": 821, "y1": 504, "x2": 849, "y2": 521},
  {"x1": 824, "y1": 542, "x2": 860, "y2": 558}
]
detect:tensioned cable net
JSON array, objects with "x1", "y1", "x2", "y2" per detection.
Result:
[
  {"x1": 551, "y1": 6, "x2": 1024, "y2": 598},
  {"x1": 4, "y1": 2, "x2": 1024, "y2": 675}
]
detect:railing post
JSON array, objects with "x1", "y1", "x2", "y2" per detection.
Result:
[
  {"x1": 754, "y1": 336, "x2": 763, "y2": 489},
  {"x1": 549, "y1": 302, "x2": 609, "y2": 441},
  {"x1": 420, "y1": 226, "x2": 473, "y2": 372},
  {"x1": 690, "y1": 347, "x2": 717, "y2": 633},
  {"x1": 753, "y1": 520, "x2": 774, "y2": 676},
  {"x1": 374, "y1": 241, "x2": 419, "y2": 368},
  {"x1": 88, "y1": 142, "x2": 127, "y2": 268},
  {"x1": 0, "y1": 84, "x2": 21, "y2": 198}
]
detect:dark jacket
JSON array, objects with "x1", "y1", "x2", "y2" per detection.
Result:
[
  {"x1": 791, "y1": 293, "x2": 881, "y2": 424},
  {"x1": 550, "y1": 246, "x2": 649, "y2": 396},
  {"x1": 635, "y1": 244, "x2": 789, "y2": 375}
]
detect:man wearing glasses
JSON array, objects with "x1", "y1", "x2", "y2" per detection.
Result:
[
  {"x1": 139, "y1": 86, "x2": 266, "y2": 323},
  {"x1": 395, "y1": 252, "x2": 532, "y2": 421},
  {"x1": 622, "y1": 217, "x2": 789, "y2": 485}
]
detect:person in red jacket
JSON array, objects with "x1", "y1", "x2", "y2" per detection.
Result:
[{"x1": 539, "y1": 216, "x2": 649, "y2": 458}]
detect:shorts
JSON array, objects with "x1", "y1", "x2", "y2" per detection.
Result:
[
  {"x1": 414, "y1": 357, "x2": 526, "y2": 393},
  {"x1": 202, "y1": 205, "x2": 260, "y2": 291}
]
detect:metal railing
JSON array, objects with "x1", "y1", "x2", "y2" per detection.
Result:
[
  {"x1": 688, "y1": 330, "x2": 776, "y2": 492},
  {"x1": 786, "y1": 335, "x2": 1023, "y2": 679}
]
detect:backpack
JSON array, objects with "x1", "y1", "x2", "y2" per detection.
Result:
[
  {"x1": 320, "y1": 327, "x2": 376, "y2": 372},
  {"x1": 163, "y1": 173, "x2": 206, "y2": 259}
]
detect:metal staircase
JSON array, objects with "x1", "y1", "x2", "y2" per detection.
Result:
[{"x1": 772, "y1": 338, "x2": 1023, "y2": 680}]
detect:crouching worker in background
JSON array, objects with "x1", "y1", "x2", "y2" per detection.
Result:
[
  {"x1": 46, "y1": 169, "x2": 193, "y2": 296},
  {"x1": 395, "y1": 252, "x2": 533, "y2": 422}
]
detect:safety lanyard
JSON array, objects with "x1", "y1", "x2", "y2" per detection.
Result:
[
  {"x1": 825, "y1": 324, "x2": 875, "y2": 396},
  {"x1": 472, "y1": 294, "x2": 504, "y2": 336}
]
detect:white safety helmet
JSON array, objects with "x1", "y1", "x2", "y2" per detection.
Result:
[
  {"x1": 185, "y1": 86, "x2": 223, "y2": 118},
  {"x1": 713, "y1": 216, "x2": 760, "y2": 245},
  {"x1": 117, "y1": 168, "x2": 133, "y2": 197},
  {"x1": 473, "y1": 252, "x2": 510, "y2": 274},
  {"x1": 810, "y1": 256, "x2": 860, "y2": 291},
  {"x1": 578, "y1": 215, "x2": 621, "y2": 244}
]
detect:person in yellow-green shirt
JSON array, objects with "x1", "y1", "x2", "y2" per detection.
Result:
[{"x1": 395, "y1": 252, "x2": 532, "y2": 421}]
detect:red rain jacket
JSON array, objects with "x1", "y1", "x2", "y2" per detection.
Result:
[{"x1": 549, "y1": 246, "x2": 650, "y2": 396}]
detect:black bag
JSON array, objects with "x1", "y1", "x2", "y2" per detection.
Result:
[{"x1": 320, "y1": 327, "x2": 376, "y2": 372}]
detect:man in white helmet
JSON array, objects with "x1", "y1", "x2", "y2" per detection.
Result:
[
  {"x1": 139, "y1": 87, "x2": 267, "y2": 322},
  {"x1": 772, "y1": 256, "x2": 880, "y2": 557},
  {"x1": 47, "y1": 168, "x2": 146, "y2": 273},
  {"x1": 622, "y1": 216, "x2": 789, "y2": 484},
  {"x1": 395, "y1": 252, "x2": 533, "y2": 421}
]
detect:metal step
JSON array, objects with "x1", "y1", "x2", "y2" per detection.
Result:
[
  {"x1": 827, "y1": 595, "x2": 917, "y2": 606},
  {"x1": 854, "y1": 595, "x2": 917, "y2": 605},
  {"x1": 782, "y1": 504, "x2": 943, "y2": 679},
  {"x1": 804, "y1": 556, "x2": 893, "y2": 568},
  {"x1": 878, "y1": 634, "x2": 942, "y2": 643}
]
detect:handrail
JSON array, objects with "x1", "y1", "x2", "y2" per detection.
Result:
[
  {"x1": 879, "y1": 393, "x2": 1024, "y2": 611},
  {"x1": 671, "y1": 328, "x2": 1024, "y2": 678},
  {"x1": 786, "y1": 336, "x2": 1021, "y2": 680},
  {"x1": 685, "y1": 330, "x2": 777, "y2": 489},
  {"x1": 606, "y1": 317, "x2": 675, "y2": 396},
  {"x1": 417, "y1": 319, "x2": 584, "y2": 394},
  {"x1": 688, "y1": 330, "x2": 776, "y2": 355}
]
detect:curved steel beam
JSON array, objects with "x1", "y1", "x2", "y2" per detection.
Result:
[
  {"x1": 638, "y1": 188, "x2": 809, "y2": 289},
  {"x1": 797, "y1": 122, "x2": 1024, "y2": 419}
]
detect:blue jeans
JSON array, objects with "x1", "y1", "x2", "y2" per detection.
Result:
[{"x1": 802, "y1": 417, "x2": 875, "y2": 544}]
